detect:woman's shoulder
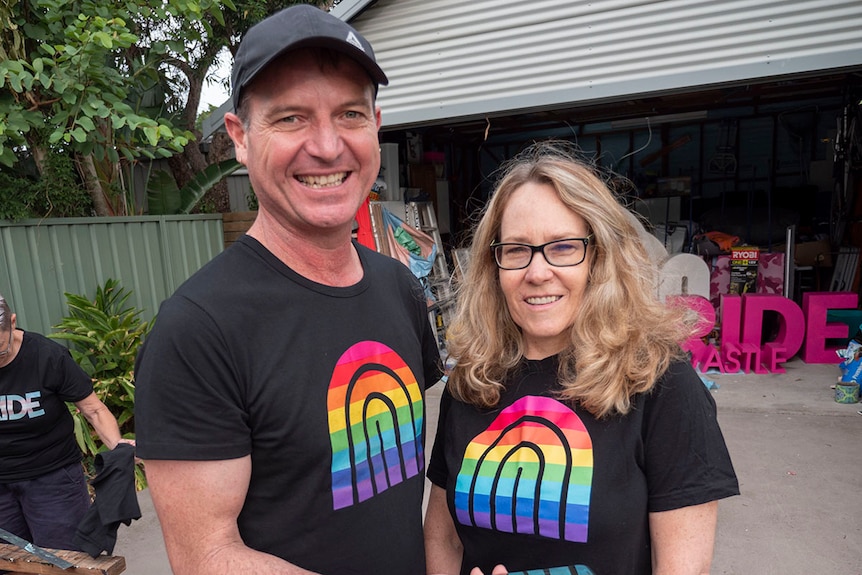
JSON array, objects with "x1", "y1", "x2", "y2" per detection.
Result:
[
  {"x1": 646, "y1": 357, "x2": 716, "y2": 408},
  {"x1": 661, "y1": 356, "x2": 700, "y2": 381}
]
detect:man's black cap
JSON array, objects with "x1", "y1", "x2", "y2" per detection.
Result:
[{"x1": 231, "y1": 4, "x2": 389, "y2": 112}]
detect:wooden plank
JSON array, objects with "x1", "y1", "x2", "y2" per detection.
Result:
[{"x1": 0, "y1": 544, "x2": 125, "y2": 575}]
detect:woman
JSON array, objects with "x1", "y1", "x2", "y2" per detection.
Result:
[
  {"x1": 0, "y1": 293, "x2": 132, "y2": 550},
  {"x1": 425, "y1": 141, "x2": 738, "y2": 575}
]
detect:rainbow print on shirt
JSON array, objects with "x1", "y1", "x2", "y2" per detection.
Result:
[
  {"x1": 454, "y1": 395, "x2": 593, "y2": 542},
  {"x1": 511, "y1": 566, "x2": 596, "y2": 575},
  {"x1": 328, "y1": 340, "x2": 424, "y2": 510}
]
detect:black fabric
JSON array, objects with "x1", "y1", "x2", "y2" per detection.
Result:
[
  {"x1": 135, "y1": 236, "x2": 442, "y2": 575},
  {"x1": 0, "y1": 331, "x2": 93, "y2": 482},
  {"x1": 73, "y1": 444, "x2": 140, "y2": 557},
  {"x1": 428, "y1": 357, "x2": 739, "y2": 575}
]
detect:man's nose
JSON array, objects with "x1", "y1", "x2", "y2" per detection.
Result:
[{"x1": 306, "y1": 120, "x2": 344, "y2": 159}]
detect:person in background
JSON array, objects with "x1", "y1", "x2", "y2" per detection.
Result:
[
  {"x1": 133, "y1": 5, "x2": 441, "y2": 575},
  {"x1": 424, "y1": 140, "x2": 739, "y2": 575},
  {"x1": 0, "y1": 293, "x2": 131, "y2": 550}
]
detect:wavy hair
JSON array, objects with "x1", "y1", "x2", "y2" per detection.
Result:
[{"x1": 445, "y1": 140, "x2": 694, "y2": 418}]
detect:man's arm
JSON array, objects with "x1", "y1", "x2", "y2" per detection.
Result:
[
  {"x1": 145, "y1": 456, "x2": 319, "y2": 575},
  {"x1": 649, "y1": 501, "x2": 718, "y2": 575}
]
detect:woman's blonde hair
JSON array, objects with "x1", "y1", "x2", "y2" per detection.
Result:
[{"x1": 445, "y1": 140, "x2": 694, "y2": 418}]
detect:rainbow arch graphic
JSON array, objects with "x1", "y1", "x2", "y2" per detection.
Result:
[
  {"x1": 328, "y1": 341, "x2": 424, "y2": 510},
  {"x1": 454, "y1": 395, "x2": 593, "y2": 542},
  {"x1": 511, "y1": 566, "x2": 596, "y2": 575}
]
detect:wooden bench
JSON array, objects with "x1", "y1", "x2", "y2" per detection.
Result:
[{"x1": 0, "y1": 544, "x2": 125, "y2": 575}]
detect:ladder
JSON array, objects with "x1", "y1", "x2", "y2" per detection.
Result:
[
  {"x1": 403, "y1": 201, "x2": 452, "y2": 351},
  {"x1": 404, "y1": 201, "x2": 449, "y2": 281},
  {"x1": 366, "y1": 200, "x2": 453, "y2": 351}
]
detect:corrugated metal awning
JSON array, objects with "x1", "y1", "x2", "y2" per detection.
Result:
[{"x1": 348, "y1": 0, "x2": 862, "y2": 129}]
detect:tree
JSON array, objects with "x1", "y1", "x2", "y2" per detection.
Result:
[
  {"x1": 0, "y1": 0, "x2": 231, "y2": 216},
  {"x1": 152, "y1": 0, "x2": 333, "y2": 213},
  {"x1": 1, "y1": 0, "x2": 336, "y2": 218}
]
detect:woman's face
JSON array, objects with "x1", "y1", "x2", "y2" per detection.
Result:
[{"x1": 497, "y1": 182, "x2": 591, "y2": 359}]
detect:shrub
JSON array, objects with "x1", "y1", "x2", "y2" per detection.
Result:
[
  {"x1": 50, "y1": 278, "x2": 151, "y2": 490},
  {"x1": 0, "y1": 154, "x2": 93, "y2": 220}
]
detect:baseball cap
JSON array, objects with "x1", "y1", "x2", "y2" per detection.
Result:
[{"x1": 231, "y1": 4, "x2": 389, "y2": 111}]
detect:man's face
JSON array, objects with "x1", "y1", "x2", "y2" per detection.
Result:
[{"x1": 227, "y1": 49, "x2": 382, "y2": 238}]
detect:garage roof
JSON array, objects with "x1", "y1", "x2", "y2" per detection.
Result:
[{"x1": 343, "y1": 0, "x2": 862, "y2": 130}]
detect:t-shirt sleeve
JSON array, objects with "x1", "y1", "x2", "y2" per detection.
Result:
[
  {"x1": 134, "y1": 295, "x2": 251, "y2": 461},
  {"x1": 426, "y1": 386, "x2": 453, "y2": 487},
  {"x1": 404, "y1": 264, "x2": 444, "y2": 390},
  {"x1": 642, "y1": 360, "x2": 740, "y2": 512},
  {"x1": 54, "y1": 345, "x2": 94, "y2": 402},
  {"x1": 422, "y1": 320, "x2": 444, "y2": 389}
]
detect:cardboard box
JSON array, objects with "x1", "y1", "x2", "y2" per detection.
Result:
[
  {"x1": 794, "y1": 240, "x2": 832, "y2": 267},
  {"x1": 729, "y1": 246, "x2": 759, "y2": 295}
]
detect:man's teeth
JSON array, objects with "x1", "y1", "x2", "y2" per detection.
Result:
[
  {"x1": 298, "y1": 173, "x2": 347, "y2": 188},
  {"x1": 526, "y1": 296, "x2": 559, "y2": 305}
]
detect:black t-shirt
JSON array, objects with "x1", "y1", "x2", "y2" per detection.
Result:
[
  {"x1": 428, "y1": 357, "x2": 739, "y2": 575},
  {"x1": 0, "y1": 331, "x2": 93, "y2": 482},
  {"x1": 135, "y1": 236, "x2": 442, "y2": 575}
]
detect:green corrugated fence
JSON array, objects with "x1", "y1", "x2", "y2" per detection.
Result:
[{"x1": 0, "y1": 215, "x2": 223, "y2": 336}]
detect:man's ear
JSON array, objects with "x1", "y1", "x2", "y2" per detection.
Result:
[{"x1": 224, "y1": 112, "x2": 248, "y2": 166}]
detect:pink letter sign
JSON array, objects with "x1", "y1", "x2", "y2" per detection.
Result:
[
  {"x1": 741, "y1": 294, "x2": 805, "y2": 373},
  {"x1": 801, "y1": 292, "x2": 858, "y2": 364},
  {"x1": 670, "y1": 295, "x2": 715, "y2": 368}
]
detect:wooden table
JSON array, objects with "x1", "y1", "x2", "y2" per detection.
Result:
[{"x1": 0, "y1": 544, "x2": 125, "y2": 574}]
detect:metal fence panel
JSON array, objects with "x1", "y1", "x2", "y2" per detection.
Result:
[{"x1": 0, "y1": 215, "x2": 223, "y2": 336}]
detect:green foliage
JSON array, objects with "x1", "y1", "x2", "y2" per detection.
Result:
[
  {"x1": 49, "y1": 278, "x2": 151, "y2": 489},
  {"x1": 146, "y1": 157, "x2": 241, "y2": 214},
  {"x1": 0, "y1": 153, "x2": 92, "y2": 220},
  {"x1": 0, "y1": 0, "x2": 238, "y2": 214},
  {"x1": 0, "y1": 0, "x2": 199, "y2": 167},
  {"x1": 246, "y1": 186, "x2": 258, "y2": 210},
  {"x1": 0, "y1": 170, "x2": 38, "y2": 220}
]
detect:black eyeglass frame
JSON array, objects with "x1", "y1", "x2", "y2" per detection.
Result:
[{"x1": 490, "y1": 236, "x2": 593, "y2": 270}]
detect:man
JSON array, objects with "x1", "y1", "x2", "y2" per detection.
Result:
[{"x1": 133, "y1": 5, "x2": 442, "y2": 574}]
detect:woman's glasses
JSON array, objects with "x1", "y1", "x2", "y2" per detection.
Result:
[{"x1": 490, "y1": 236, "x2": 592, "y2": 270}]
